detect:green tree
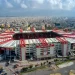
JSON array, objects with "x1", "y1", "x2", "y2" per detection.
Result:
[
  {"x1": 47, "y1": 62, "x2": 51, "y2": 67},
  {"x1": 21, "y1": 67, "x2": 28, "y2": 72},
  {"x1": 43, "y1": 62, "x2": 46, "y2": 65},
  {"x1": 41, "y1": 63, "x2": 43, "y2": 66},
  {"x1": 46, "y1": 60, "x2": 49, "y2": 63},
  {"x1": 29, "y1": 65, "x2": 33, "y2": 69}
]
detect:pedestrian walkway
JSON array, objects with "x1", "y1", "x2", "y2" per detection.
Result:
[
  {"x1": 58, "y1": 62, "x2": 74, "y2": 68},
  {"x1": 18, "y1": 59, "x2": 54, "y2": 67}
]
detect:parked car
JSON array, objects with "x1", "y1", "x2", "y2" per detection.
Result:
[
  {"x1": 5, "y1": 62, "x2": 9, "y2": 66},
  {"x1": 1, "y1": 73, "x2": 7, "y2": 75},
  {"x1": 3, "y1": 73, "x2": 7, "y2": 75},
  {"x1": 0, "y1": 67, "x2": 3, "y2": 73},
  {"x1": 0, "y1": 69, "x2": 7, "y2": 75}
]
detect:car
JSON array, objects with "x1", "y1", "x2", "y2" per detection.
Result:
[
  {"x1": 0, "y1": 68, "x2": 3, "y2": 73},
  {"x1": 1, "y1": 73, "x2": 7, "y2": 75},
  {"x1": 5, "y1": 62, "x2": 9, "y2": 66},
  {"x1": 3, "y1": 69, "x2": 6, "y2": 73},
  {"x1": 3, "y1": 73, "x2": 7, "y2": 75},
  {"x1": 0, "y1": 72, "x2": 5, "y2": 75}
]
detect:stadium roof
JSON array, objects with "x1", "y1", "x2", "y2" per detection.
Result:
[{"x1": 0, "y1": 30, "x2": 75, "y2": 48}]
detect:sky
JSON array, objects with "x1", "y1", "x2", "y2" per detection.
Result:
[{"x1": 0, "y1": 0, "x2": 75, "y2": 17}]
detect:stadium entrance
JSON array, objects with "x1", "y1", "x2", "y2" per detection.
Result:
[{"x1": 0, "y1": 47, "x2": 16, "y2": 61}]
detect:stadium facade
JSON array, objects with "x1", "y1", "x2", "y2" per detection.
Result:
[{"x1": 0, "y1": 29, "x2": 75, "y2": 61}]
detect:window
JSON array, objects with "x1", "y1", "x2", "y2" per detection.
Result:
[
  {"x1": 57, "y1": 52, "x2": 62, "y2": 55},
  {"x1": 47, "y1": 52, "x2": 50, "y2": 54},
  {"x1": 58, "y1": 50, "x2": 61, "y2": 53},
  {"x1": 40, "y1": 53, "x2": 43, "y2": 55},
  {"x1": 40, "y1": 50, "x2": 43, "y2": 52}
]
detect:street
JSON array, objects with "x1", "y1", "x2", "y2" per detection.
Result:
[
  {"x1": 22, "y1": 62, "x2": 75, "y2": 75},
  {"x1": 0, "y1": 61, "x2": 75, "y2": 75},
  {"x1": 0, "y1": 62, "x2": 16, "y2": 75}
]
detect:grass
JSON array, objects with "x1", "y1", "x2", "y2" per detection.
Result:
[
  {"x1": 36, "y1": 66, "x2": 46, "y2": 69},
  {"x1": 55, "y1": 61, "x2": 64, "y2": 65},
  {"x1": 24, "y1": 68, "x2": 37, "y2": 73},
  {"x1": 21, "y1": 66, "x2": 46, "y2": 74}
]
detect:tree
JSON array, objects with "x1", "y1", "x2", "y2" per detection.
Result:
[
  {"x1": 13, "y1": 64, "x2": 18, "y2": 69},
  {"x1": 43, "y1": 62, "x2": 46, "y2": 65},
  {"x1": 46, "y1": 60, "x2": 49, "y2": 63},
  {"x1": 21, "y1": 67, "x2": 28, "y2": 72},
  {"x1": 48, "y1": 62, "x2": 51, "y2": 67},
  {"x1": 41, "y1": 63, "x2": 43, "y2": 66},
  {"x1": 66, "y1": 56, "x2": 70, "y2": 60},
  {"x1": 29, "y1": 65, "x2": 33, "y2": 69}
]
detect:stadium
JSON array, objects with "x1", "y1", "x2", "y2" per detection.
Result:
[{"x1": 0, "y1": 28, "x2": 75, "y2": 61}]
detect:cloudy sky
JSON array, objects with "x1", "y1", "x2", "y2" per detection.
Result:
[{"x1": 0, "y1": 0, "x2": 75, "y2": 17}]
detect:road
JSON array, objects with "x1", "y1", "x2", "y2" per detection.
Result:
[
  {"x1": 0, "y1": 62, "x2": 16, "y2": 75},
  {"x1": 0, "y1": 61, "x2": 75, "y2": 75},
  {"x1": 23, "y1": 62, "x2": 75, "y2": 75}
]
